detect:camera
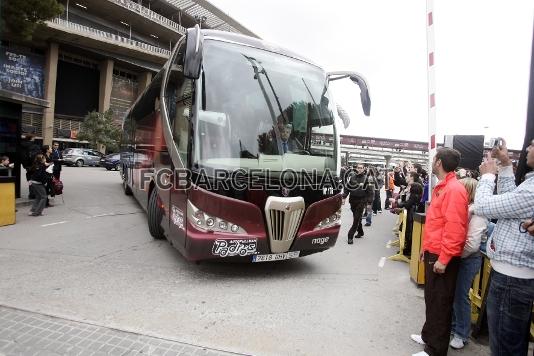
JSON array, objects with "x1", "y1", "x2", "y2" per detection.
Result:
[{"x1": 490, "y1": 137, "x2": 502, "y2": 148}]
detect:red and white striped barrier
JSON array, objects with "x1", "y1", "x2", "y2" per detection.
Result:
[{"x1": 426, "y1": 0, "x2": 437, "y2": 199}]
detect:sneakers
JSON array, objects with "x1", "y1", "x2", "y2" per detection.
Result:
[
  {"x1": 449, "y1": 336, "x2": 465, "y2": 349},
  {"x1": 410, "y1": 334, "x2": 425, "y2": 345},
  {"x1": 412, "y1": 352, "x2": 429, "y2": 356},
  {"x1": 348, "y1": 238, "x2": 353, "y2": 245},
  {"x1": 364, "y1": 222, "x2": 371, "y2": 226},
  {"x1": 355, "y1": 233, "x2": 364, "y2": 238}
]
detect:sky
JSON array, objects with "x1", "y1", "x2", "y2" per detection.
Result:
[{"x1": 208, "y1": 0, "x2": 533, "y2": 150}]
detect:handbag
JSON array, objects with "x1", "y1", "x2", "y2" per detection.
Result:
[{"x1": 52, "y1": 177, "x2": 63, "y2": 195}]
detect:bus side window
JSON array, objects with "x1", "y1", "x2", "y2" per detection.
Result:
[{"x1": 173, "y1": 79, "x2": 192, "y2": 164}]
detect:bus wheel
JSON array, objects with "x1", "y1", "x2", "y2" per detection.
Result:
[{"x1": 148, "y1": 188, "x2": 165, "y2": 240}]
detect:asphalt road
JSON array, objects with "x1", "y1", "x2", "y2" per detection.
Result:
[{"x1": 0, "y1": 167, "x2": 490, "y2": 355}]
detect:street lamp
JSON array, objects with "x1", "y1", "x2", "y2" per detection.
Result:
[{"x1": 120, "y1": 21, "x2": 131, "y2": 40}]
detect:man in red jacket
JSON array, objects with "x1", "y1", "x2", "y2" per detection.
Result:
[{"x1": 410, "y1": 147, "x2": 469, "y2": 356}]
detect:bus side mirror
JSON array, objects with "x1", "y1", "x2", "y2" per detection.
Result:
[
  {"x1": 350, "y1": 74, "x2": 371, "y2": 116},
  {"x1": 184, "y1": 25, "x2": 203, "y2": 79},
  {"x1": 327, "y1": 71, "x2": 371, "y2": 117}
]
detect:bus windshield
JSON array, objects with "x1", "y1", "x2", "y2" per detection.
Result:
[{"x1": 193, "y1": 40, "x2": 338, "y2": 176}]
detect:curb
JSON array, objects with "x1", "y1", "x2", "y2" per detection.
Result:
[{"x1": 0, "y1": 304, "x2": 251, "y2": 356}]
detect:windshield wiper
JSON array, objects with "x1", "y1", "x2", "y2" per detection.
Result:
[
  {"x1": 244, "y1": 55, "x2": 288, "y2": 125},
  {"x1": 301, "y1": 78, "x2": 324, "y2": 128},
  {"x1": 243, "y1": 55, "x2": 285, "y2": 154}
]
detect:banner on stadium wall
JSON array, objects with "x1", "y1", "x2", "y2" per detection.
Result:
[{"x1": 0, "y1": 46, "x2": 45, "y2": 99}]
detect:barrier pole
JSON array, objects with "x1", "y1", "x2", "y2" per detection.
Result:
[{"x1": 426, "y1": 0, "x2": 437, "y2": 200}]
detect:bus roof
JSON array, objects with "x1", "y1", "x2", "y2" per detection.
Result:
[{"x1": 202, "y1": 30, "x2": 321, "y2": 69}]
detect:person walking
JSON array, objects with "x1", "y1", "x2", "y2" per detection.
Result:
[
  {"x1": 365, "y1": 168, "x2": 377, "y2": 226},
  {"x1": 19, "y1": 134, "x2": 41, "y2": 199},
  {"x1": 28, "y1": 154, "x2": 48, "y2": 216},
  {"x1": 474, "y1": 138, "x2": 534, "y2": 356},
  {"x1": 343, "y1": 164, "x2": 374, "y2": 244},
  {"x1": 373, "y1": 169, "x2": 384, "y2": 214},
  {"x1": 449, "y1": 178, "x2": 487, "y2": 349},
  {"x1": 410, "y1": 147, "x2": 469, "y2": 356}
]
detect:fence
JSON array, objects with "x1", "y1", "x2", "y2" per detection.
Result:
[
  {"x1": 109, "y1": 0, "x2": 186, "y2": 35},
  {"x1": 48, "y1": 18, "x2": 171, "y2": 57}
]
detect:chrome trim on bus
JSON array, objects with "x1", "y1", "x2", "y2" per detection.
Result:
[{"x1": 264, "y1": 196, "x2": 305, "y2": 253}]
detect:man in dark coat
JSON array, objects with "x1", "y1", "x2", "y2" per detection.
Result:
[
  {"x1": 51, "y1": 142, "x2": 63, "y2": 180},
  {"x1": 342, "y1": 163, "x2": 375, "y2": 244}
]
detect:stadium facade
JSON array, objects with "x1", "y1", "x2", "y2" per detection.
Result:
[{"x1": 0, "y1": 0, "x2": 257, "y2": 149}]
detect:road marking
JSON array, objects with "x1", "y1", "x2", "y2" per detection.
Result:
[
  {"x1": 87, "y1": 213, "x2": 115, "y2": 219},
  {"x1": 41, "y1": 221, "x2": 68, "y2": 227},
  {"x1": 378, "y1": 257, "x2": 386, "y2": 268},
  {"x1": 85, "y1": 212, "x2": 142, "y2": 219}
]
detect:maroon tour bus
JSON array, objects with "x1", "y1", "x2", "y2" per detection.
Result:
[{"x1": 121, "y1": 26, "x2": 371, "y2": 262}]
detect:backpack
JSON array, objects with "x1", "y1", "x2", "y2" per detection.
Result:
[{"x1": 52, "y1": 177, "x2": 63, "y2": 195}]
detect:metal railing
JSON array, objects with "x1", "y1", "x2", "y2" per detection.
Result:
[
  {"x1": 48, "y1": 18, "x2": 171, "y2": 57},
  {"x1": 109, "y1": 0, "x2": 186, "y2": 35}
]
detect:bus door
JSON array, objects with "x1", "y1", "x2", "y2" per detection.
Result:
[{"x1": 163, "y1": 73, "x2": 193, "y2": 250}]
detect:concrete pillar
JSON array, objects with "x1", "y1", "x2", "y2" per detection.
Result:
[
  {"x1": 137, "y1": 72, "x2": 152, "y2": 96},
  {"x1": 99, "y1": 59, "x2": 114, "y2": 112},
  {"x1": 42, "y1": 42, "x2": 59, "y2": 146},
  {"x1": 384, "y1": 155, "x2": 392, "y2": 169}
]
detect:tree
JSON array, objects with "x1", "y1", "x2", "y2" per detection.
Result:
[
  {"x1": 77, "y1": 110, "x2": 121, "y2": 153},
  {"x1": 0, "y1": 0, "x2": 63, "y2": 40}
]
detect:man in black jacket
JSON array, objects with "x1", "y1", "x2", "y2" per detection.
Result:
[
  {"x1": 343, "y1": 164, "x2": 375, "y2": 244},
  {"x1": 51, "y1": 142, "x2": 63, "y2": 180}
]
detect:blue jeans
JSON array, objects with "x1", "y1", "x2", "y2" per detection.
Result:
[
  {"x1": 365, "y1": 205, "x2": 372, "y2": 225},
  {"x1": 451, "y1": 254, "x2": 482, "y2": 342},
  {"x1": 487, "y1": 270, "x2": 534, "y2": 356}
]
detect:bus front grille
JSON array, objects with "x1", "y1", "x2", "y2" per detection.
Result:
[{"x1": 264, "y1": 197, "x2": 305, "y2": 253}]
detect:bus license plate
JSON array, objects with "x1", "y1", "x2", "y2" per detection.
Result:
[{"x1": 252, "y1": 251, "x2": 300, "y2": 262}]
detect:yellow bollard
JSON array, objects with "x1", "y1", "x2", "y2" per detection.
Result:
[{"x1": 388, "y1": 209, "x2": 410, "y2": 263}]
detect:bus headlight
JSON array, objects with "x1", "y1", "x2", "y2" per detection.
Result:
[
  {"x1": 188, "y1": 200, "x2": 246, "y2": 234},
  {"x1": 314, "y1": 209, "x2": 341, "y2": 231}
]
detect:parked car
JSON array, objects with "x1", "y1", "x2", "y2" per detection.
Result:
[
  {"x1": 100, "y1": 153, "x2": 121, "y2": 170},
  {"x1": 62, "y1": 148, "x2": 104, "y2": 167}
]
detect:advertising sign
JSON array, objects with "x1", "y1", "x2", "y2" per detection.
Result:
[{"x1": 0, "y1": 46, "x2": 44, "y2": 99}]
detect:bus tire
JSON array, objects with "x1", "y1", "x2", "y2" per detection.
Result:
[{"x1": 148, "y1": 188, "x2": 165, "y2": 240}]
